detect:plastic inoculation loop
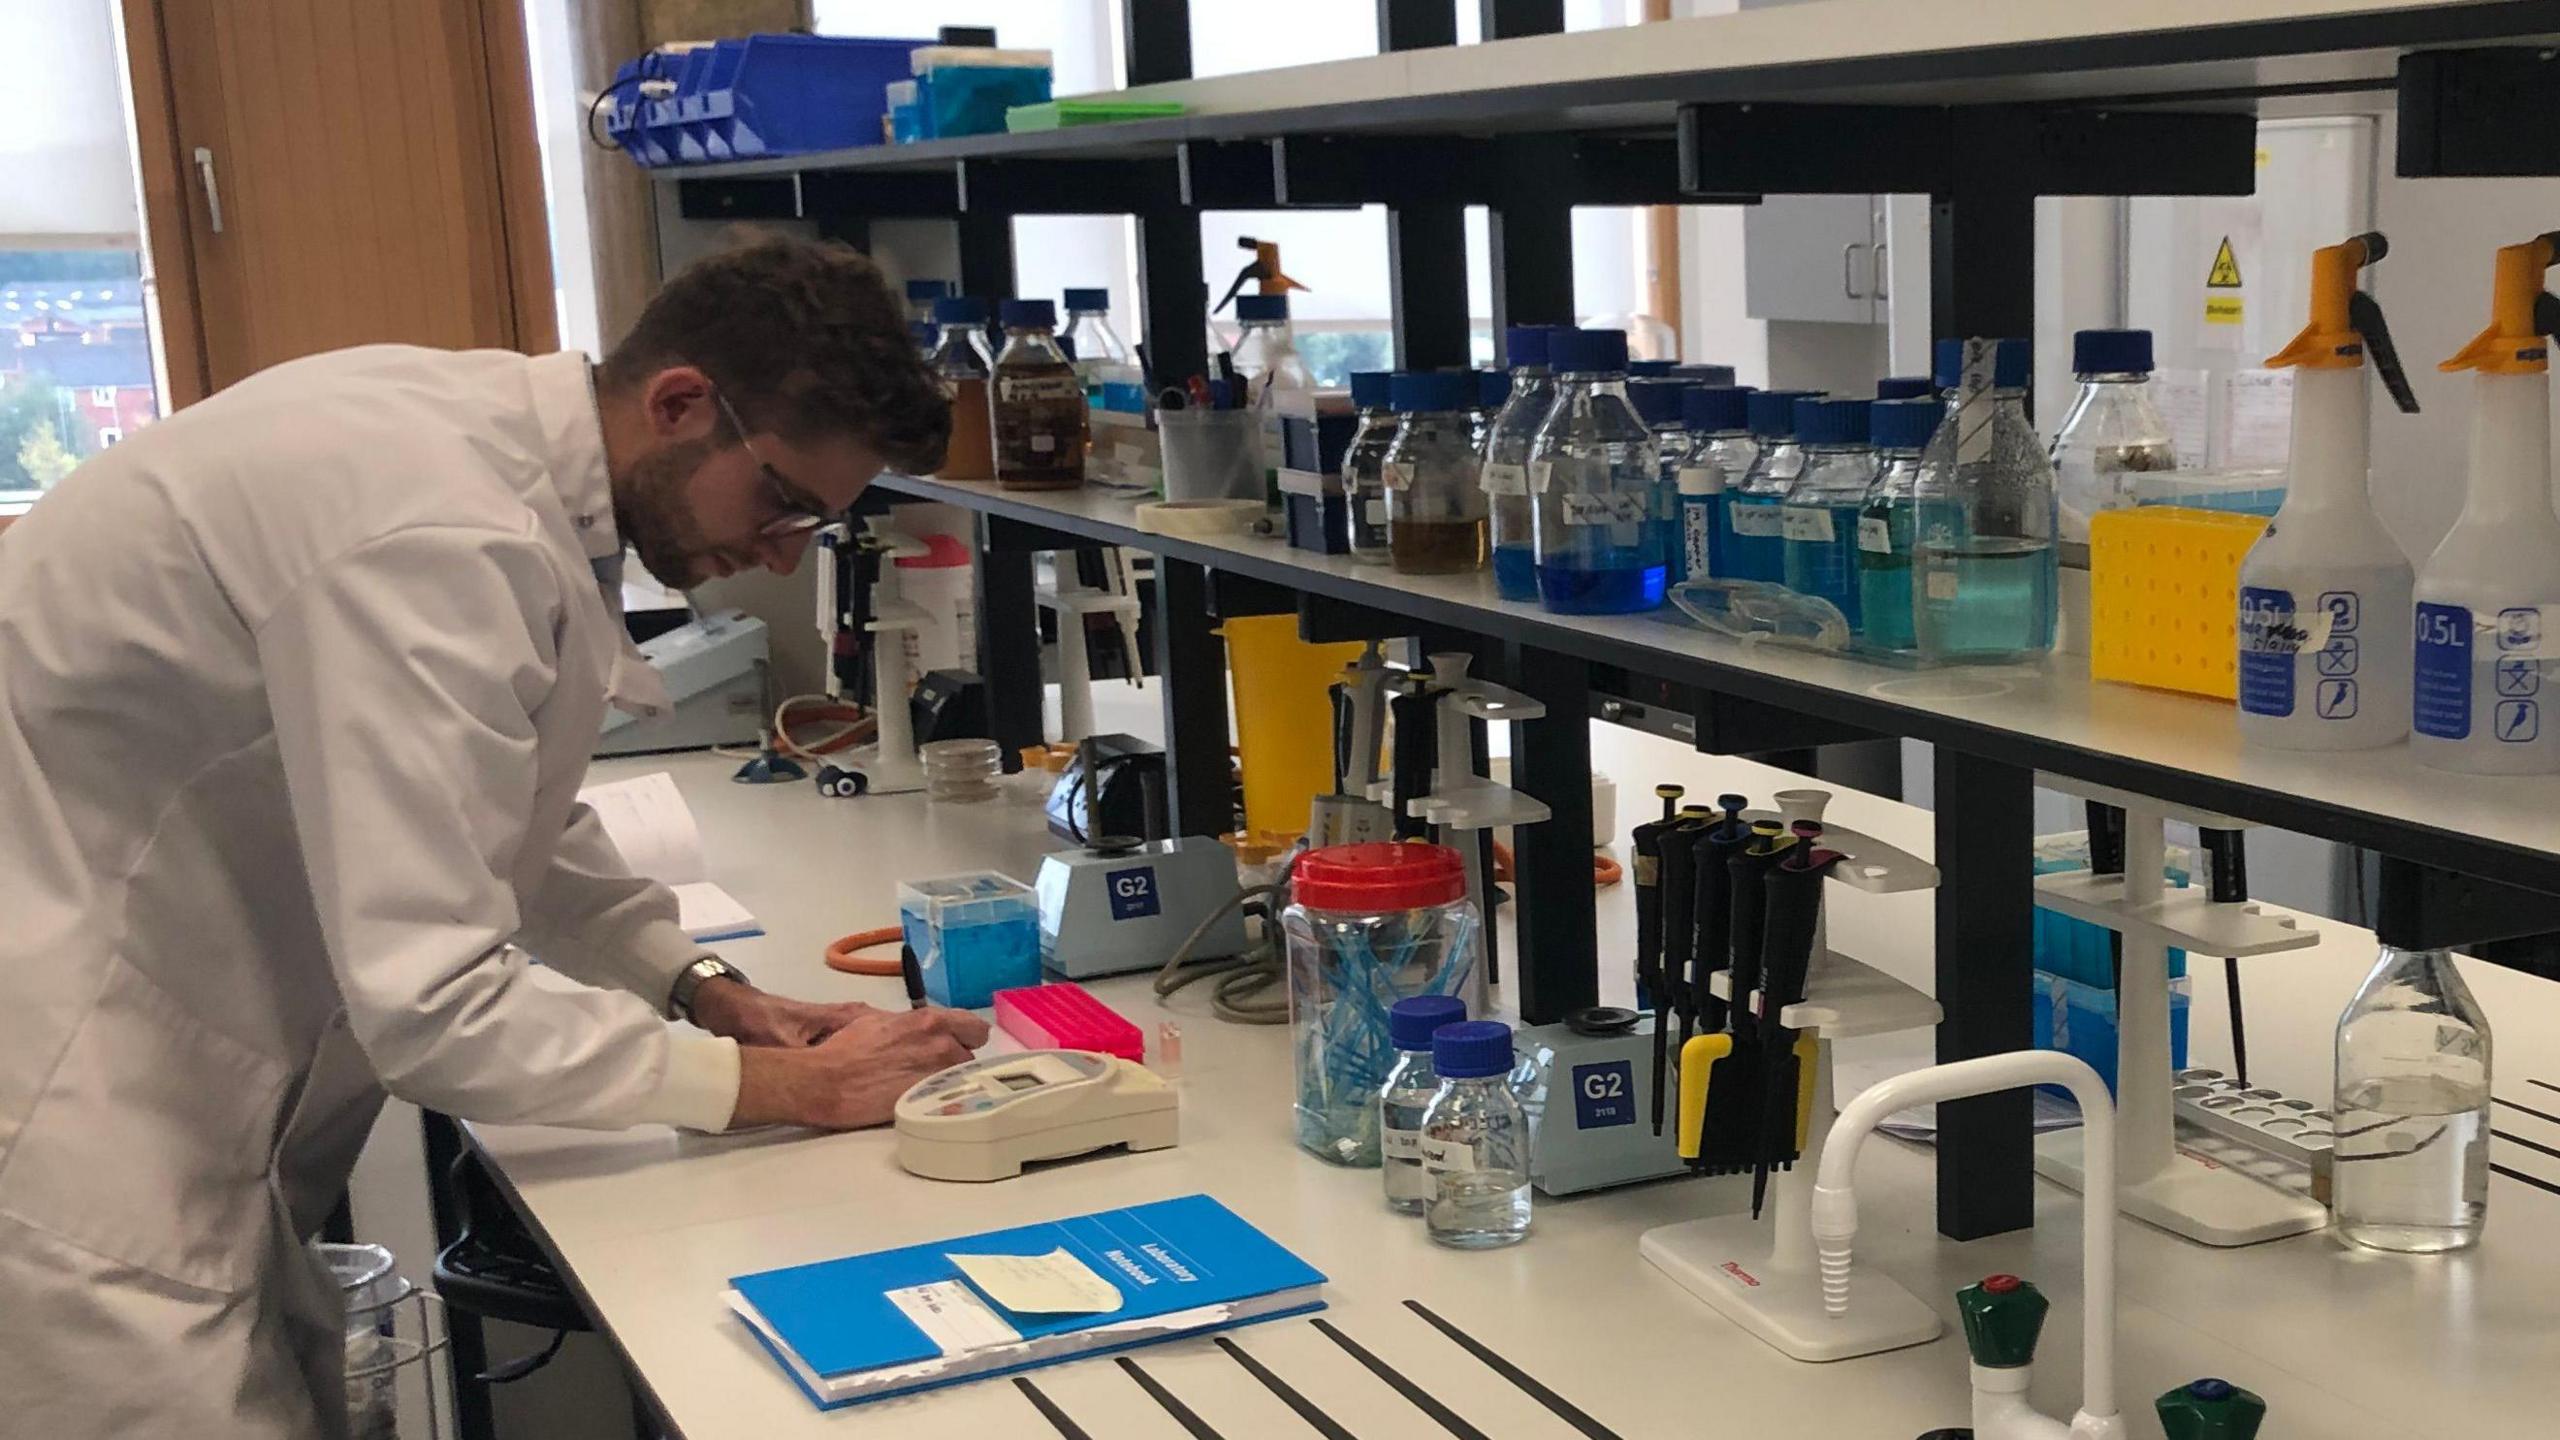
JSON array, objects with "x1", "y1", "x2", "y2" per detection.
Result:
[{"x1": 1667, "y1": 578, "x2": 1852, "y2": 651}]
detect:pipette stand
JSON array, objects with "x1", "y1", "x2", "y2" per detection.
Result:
[
  {"x1": 1036, "y1": 566, "x2": 1143, "y2": 744},
  {"x1": 2029, "y1": 777, "x2": 2324, "y2": 1247},
  {"x1": 1404, "y1": 653, "x2": 1551, "y2": 924},
  {"x1": 844, "y1": 517, "x2": 930, "y2": 796},
  {"x1": 1640, "y1": 801, "x2": 1945, "y2": 1362}
]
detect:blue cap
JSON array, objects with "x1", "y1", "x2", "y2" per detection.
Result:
[
  {"x1": 1628, "y1": 359, "x2": 1677, "y2": 377},
  {"x1": 1476, "y1": 368, "x2": 1512, "y2": 409},
  {"x1": 1000, "y1": 298, "x2": 1056, "y2": 330},
  {"x1": 2073, "y1": 328, "x2": 2153, "y2": 375},
  {"x1": 908, "y1": 320, "x2": 937, "y2": 348},
  {"x1": 1057, "y1": 333, "x2": 1077, "y2": 362},
  {"x1": 1503, "y1": 325, "x2": 1557, "y2": 368},
  {"x1": 1390, "y1": 369, "x2": 1474, "y2": 413},
  {"x1": 1390, "y1": 994, "x2": 1468, "y2": 1051},
  {"x1": 905, "y1": 278, "x2": 952, "y2": 302},
  {"x1": 1683, "y1": 384, "x2": 1755, "y2": 432},
  {"x1": 1932, "y1": 337, "x2": 1966, "y2": 390},
  {"x1": 932, "y1": 295, "x2": 989, "y2": 325},
  {"x1": 1870, "y1": 397, "x2": 1945, "y2": 451},
  {"x1": 1430, "y1": 1020, "x2": 1515, "y2": 1078},
  {"x1": 1672, "y1": 363, "x2": 1737, "y2": 386},
  {"x1": 1349, "y1": 370, "x2": 1393, "y2": 409},
  {"x1": 1627, "y1": 377, "x2": 1688, "y2": 427},
  {"x1": 1063, "y1": 287, "x2": 1110, "y2": 312},
  {"x1": 1746, "y1": 388, "x2": 1824, "y2": 438},
  {"x1": 1875, "y1": 375, "x2": 1934, "y2": 400},
  {"x1": 1549, "y1": 327, "x2": 1629, "y2": 374},
  {"x1": 1795, "y1": 397, "x2": 1871, "y2": 446},
  {"x1": 2184, "y1": 1380, "x2": 2236, "y2": 1402},
  {"x1": 1235, "y1": 293, "x2": 1289, "y2": 322},
  {"x1": 1935, "y1": 337, "x2": 2033, "y2": 390}
]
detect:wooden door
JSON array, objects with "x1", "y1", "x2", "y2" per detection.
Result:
[{"x1": 125, "y1": 0, "x2": 556, "y2": 399}]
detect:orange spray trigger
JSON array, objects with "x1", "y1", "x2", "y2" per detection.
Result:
[{"x1": 2443, "y1": 231, "x2": 2560, "y2": 377}]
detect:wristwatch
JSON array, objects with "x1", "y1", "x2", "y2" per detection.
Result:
[{"x1": 668, "y1": 956, "x2": 748, "y2": 1023}]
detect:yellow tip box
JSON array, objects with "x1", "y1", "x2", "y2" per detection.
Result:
[{"x1": 2088, "y1": 506, "x2": 2270, "y2": 702}]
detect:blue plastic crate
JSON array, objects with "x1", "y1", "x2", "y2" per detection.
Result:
[
  {"x1": 2032, "y1": 968, "x2": 2190, "y2": 1098},
  {"x1": 719, "y1": 34, "x2": 927, "y2": 160}
]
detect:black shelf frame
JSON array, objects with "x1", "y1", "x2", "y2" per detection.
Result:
[{"x1": 648, "y1": 4, "x2": 2560, "y2": 1242}]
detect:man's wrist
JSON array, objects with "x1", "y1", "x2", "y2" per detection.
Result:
[
  {"x1": 684, "y1": 974, "x2": 758, "y2": 1035},
  {"x1": 668, "y1": 956, "x2": 750, "y2": 1022},
  {"x1": 730, "y1": 1043, "x2": 813, "y2": 1128}
]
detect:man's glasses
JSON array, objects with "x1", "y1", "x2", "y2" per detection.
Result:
[{"x1": 714, "y1": 389, "x2": 834, "y2": 540}]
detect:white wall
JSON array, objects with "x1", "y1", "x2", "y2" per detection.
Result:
[{"x1": 4, "y1": 0, "x2": 141, "y2": 245}]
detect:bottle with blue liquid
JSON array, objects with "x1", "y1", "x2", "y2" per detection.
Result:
[
  {"x1": 1673, "y1": 385, "x2": 1757, "y2": 584},
  {"x1": 1529, "y1": 328, "x2": 1666, "y2": 614},
  {"x1": 1781, "y1": 397, "x2": 1875, "y2": 631},
  {"x1": 1721, "y1": 389, "x2": 1823, "y2": 584},
  {"x1": 1856, "y1": 396, "x2": 1943, "y2": 652},
  {"x1": 1912, "y1": 338, "x2": 2059, "y2": 663},
  {"x1": 1480, "y1": 326, "x2": 1561, "y2": 602},
  {"x1": 1628, "y1": 377, "x2": 1693, "y2": 578}
]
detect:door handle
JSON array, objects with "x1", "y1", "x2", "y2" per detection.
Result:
[
  {"x1": 1842, "y1": 243, "x2": 1866, "y2": 300},
  {"x1": 1872, "y1": 241, "x2": 1888, "y2": 301},
  {"x1": 193, "y1": 146, "x2": 224, "y2": 235}
]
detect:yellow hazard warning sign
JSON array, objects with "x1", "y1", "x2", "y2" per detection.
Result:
[{"x1": 2206, "y1": 237, "x2": 2244, "y2": 289}]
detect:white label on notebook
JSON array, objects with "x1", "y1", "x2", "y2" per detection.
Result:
[
  {"x1": 947, "y1": 1249, "x2": 1125, "y2": 1315},
  {"x1": 883, "y1": 1281, "x2": 1023, "y2": 1357}
]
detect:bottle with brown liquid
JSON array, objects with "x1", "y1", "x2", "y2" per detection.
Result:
[
  {"x1": 1382, "y1": 370, "x2": 1488, "y2": 575},
  {"x1": 992, "y1": 299, "x2": 1088, "y2": 491},
  {"x1": 928, "y1": 296, "x2": 996, "y2": 481}
]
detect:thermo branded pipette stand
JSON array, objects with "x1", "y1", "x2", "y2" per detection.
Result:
[
  {"x1": 2031, "y1": 776, "x2": 2324, "y2": 1247},
  {"x1": 842, "y1": 516, "x2": 931, "y2": 796},
  {"x1": 1639, "y1": 790, "x2": 1946, "y2": 1362}
]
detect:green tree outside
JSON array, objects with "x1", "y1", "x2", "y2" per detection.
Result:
[{"x1": 0, "y1": 380, "x2": 88, "y2": 493}]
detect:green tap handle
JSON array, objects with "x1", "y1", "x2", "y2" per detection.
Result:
[
  {"x1": 2157, "y1": 1378, "x2": 2266, "y2": 1439},
  {"x1": 1954, "y1": 1274, "x2": 2047, "y2": 1369}
]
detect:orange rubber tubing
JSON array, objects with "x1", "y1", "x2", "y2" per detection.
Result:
[
  {"x1": 825, "y1": 926, "x2": 906, "y2": 976},
  {"x1": 1490, "y1": 841, "x2": 1622, "y2": 889}
]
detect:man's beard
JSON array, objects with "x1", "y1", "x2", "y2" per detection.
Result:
[{"x1": 615, "y1": 437, "x2": 721, "y2": 589}]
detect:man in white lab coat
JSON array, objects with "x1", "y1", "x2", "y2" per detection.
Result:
[{"x1": 0, "y1": 236, "x2": 992, "y2": 1436}]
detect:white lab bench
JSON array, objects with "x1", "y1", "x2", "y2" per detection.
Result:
[{"x1": 470, "y1": 715, "x2": 2560, "y2": 1439}]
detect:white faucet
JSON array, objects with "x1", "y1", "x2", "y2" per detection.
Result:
[{"x1": 1809, "y1": 1051, "x2": 2124, "y2": 1440}]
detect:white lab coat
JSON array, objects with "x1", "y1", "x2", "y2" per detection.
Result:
[{"x1": 0, "y1": 346, "x2": 742, "y2": 1437}]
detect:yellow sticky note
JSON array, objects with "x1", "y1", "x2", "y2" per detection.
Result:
[{"x1": 947, "y1": 1249, "x2": 1125, "y2": 1315}]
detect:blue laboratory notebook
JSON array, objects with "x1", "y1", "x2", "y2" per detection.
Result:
[{"x1": 725, "y1": 1193, "x2": 1327, "y2": 1408}]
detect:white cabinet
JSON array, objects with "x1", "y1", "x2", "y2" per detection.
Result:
[{"x1": 1745, "y1": 193, "x2": 1889, "y2": 325}]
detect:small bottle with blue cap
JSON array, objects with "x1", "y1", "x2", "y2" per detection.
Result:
[
  {"x1": 1379, "y1": 994, "x2": 1469, "y2": 1214},
  {"x1": 1628, "y1": 376, "x2": 1694, "y2": 582},
  {"x1": 1527, "y1": 328, "x2": 1669, "y2": 615},
  {"x1": 1912, "y1": 338, "x2": 2058, "y2": 663},
  {"x1": 1419, "y1": 1020, "x2": 1532, "y2": 1247},
  {"x1": 1858, "y1": 397, "x2": 1945, "y2": 652},
  {"x1": 1671, "y1": 385, "x2": 1759, "y2": 585},
  {"x1": 992, "y1": 298, "x2": 1088, "y2": 491},
  {"x1": 1722, "y1": 389, "x2": 1826, "y2": 585},
  {"x1": 1382, "y1": 370, "x2": 1489, "y2": 575},
  {"x1": 1780, "y1": 396, "x2": 1877, "y2": 632},
  {"x1": 1481, "y1": 325, "x2": 1565, "y2": 601},
  {"x1": 927, "y1": 295, "x2": 996, "y2": 480},
  {"x1": 1341, "y1": 371, "x2": 1397, "y2": 564}
]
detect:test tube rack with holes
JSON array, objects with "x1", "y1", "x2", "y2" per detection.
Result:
[
  {"x1": 2029, "y1": 775, "x2": 2327, "y2": 1247},
  {"x1": 1638, "y1": 789, "x2": 1948, "y2": 1363},
  {"x1": 2174, "y1": 1068, "x2": 2336, "y2": 1200}
]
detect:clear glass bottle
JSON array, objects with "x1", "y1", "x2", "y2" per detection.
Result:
[
  {"x1": 991, "y1": 300, "x2": 1088, "y2": 491},
  {"x1": 1912, "y1": 338, "x2": 2059, "y2": 662},
  {"x1": 928, "y1": 295, "x2": 996, "y2": 481},
  {"x1": 1062, "y1": 287, "x2": 1134, "y2": 404},
  {"x1": 1481, "y1": 325, "x2": 1560, "y2": 602},
  {"x1": 1857, "y1": 397, "x2": 1943, "y2": 652},
  {"x1": 1381, "y1": 994, "x2": 1468, "y2": 1215},
  {"x1": 1383, "y1": 370, "x2": 1488, "y2": 575},
  {"x1": 1470, "y1": 368, "x2": 1510, "y2": 458},
  {"x1": 2050, "y1": 328, "x2": 2177, "y2": 546},
  {"x1": 2332, "y1": 944, "x2": 2491, "y2": 1252},
  {"x1": 1628, "y1": 377, "x2": 1692, "y2": 581},
  {"x1": 1781, "y1": 397, "x2": 1876, "y2": 631},
  {"x1": 1342, "y1": 370, "x2": 1397, "y2": 565},
  {"x1": 1673, "y1": 385, "x2": 1758, "y2": 585},
  {"x1": 1528, "y1": 327, "x2": 1666, "y2": 615},
  {"x1": 1232, "y1": 293, "x2": 1314, "y2": 487},
  {"x1": 1419, "y1": 1021, "x2": 1531, "y2": 1248},
  {"x1": 1721, "y1": 389, "x2": 1823, "y2": 585}
]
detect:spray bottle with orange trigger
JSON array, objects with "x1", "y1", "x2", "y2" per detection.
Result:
[
  {"x1": 2235, "y1": 233, "x2": 2421, "y2": 751},
  {"x1": 2413, "y1": 231, "x2": 2560, "y2": 774}
]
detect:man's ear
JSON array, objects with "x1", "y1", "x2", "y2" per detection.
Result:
[{"x1": 641, "y1": 365, "x2": 721, "y2": 442}]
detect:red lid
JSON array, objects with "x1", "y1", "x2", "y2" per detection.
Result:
[
  {"x1": 1981, "y1": 1273, "x2": 2023, "y2": 1294},
  {"x1": 1292, "y1": 842, "x2": 1468, "y2": 911}
]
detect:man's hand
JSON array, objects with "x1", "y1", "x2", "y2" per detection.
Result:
[
  {"x1": 728, "y1": 1006, "x2": 993, "y2": 1131},
  {"x1": 687, "y1": 976, "x2": 883, "y2": 1048}
]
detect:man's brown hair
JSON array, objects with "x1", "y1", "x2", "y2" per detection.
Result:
[{"x1": 601, "y1": 234, "x2": 949, "y2": 475}]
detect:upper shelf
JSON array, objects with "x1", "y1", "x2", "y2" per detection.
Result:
[
  {"x1": 661, "y1": 0, "x2": 2560, "y2": 182},
  {"x1": 874, "y1": 469, "x2": 2560, "y2": 894}
]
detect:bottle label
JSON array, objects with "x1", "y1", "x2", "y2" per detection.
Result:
[
  {"x1": 1381, "y1": 1126, "x2": 1423, "y2": 1161},
  {"x1": 1419, "y1": 1135, "x2": 1478, "y2": 1174},
  {"x1": 1683, "y1": 503, "x2": 1714, "y2": 578},
  {"x1": 1030, "y1": 434, "x2": 1056, "y2": 454},
  {"x1": 998, "y1": 373, "x2": 1082, "y2": 404},
  {"x1": 1857, "y1": 515, "x2": 1892, "y2": 555},
  {"x1": 1780, "y1": 506, "x2": 1835, "y2": 543},
  {"x1": 1383, "y1": 460, "x2": 1416, "y2": 492},
  {"x1": 2238, "y1": 585, "x2": 2311, "y2": 718},
  {"x1": 1676, "y1": 464, "x2": 1721, "y2": 495},
  {"x1": 1561, "y1": 492, "x2": 1649, "y2": 526},
  {"x1": 1481, "y1": 461, "x2": 1529, "y2": 496},
  {"x1": 1925, "y1": 568, "x2": 1959, "y2": 602},
  {"x1": 1728, "y1": 503, "x2": 1783, "y2": 538},
  {"x1": 2414, "y1": 601, "x2": 2474, "y2": 739},
  {"x1": 1527, "y1": 459, "x2": 1555, "y2": 494},
  {"x1": 1363, "y1": 497, "x2": 1388, "y2": 526}
]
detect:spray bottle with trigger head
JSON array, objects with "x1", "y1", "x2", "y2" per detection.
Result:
[
  {"x1": 2235, "y1": 232, "x2": 2420, "y2": 751},
  {"x1": 2413, "y1": 231, "x2": 2560, "y2": 774}
]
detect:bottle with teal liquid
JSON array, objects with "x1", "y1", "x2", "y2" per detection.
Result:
[
  {"x1": 1855, "y1": 396, "x2": 1943, "y2": 652},
  {"x1": 1721, "y1": 389, "x2": 1823, "y2": 584},
  {"x1": 1912, "y1": 338, "x2": 2059, "y2": 663},
  {"x1": 1780, "y1": 397, "x2": 1875, "y2": 630}
]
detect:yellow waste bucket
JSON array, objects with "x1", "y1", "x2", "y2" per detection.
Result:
[{"x1": 1219, "y1": 614, "x2": 1362, "y2": 838}]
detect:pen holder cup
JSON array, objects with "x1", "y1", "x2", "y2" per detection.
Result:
[{"x1": 1157, "y1": 408, "x2": 1265, "y2": 503}]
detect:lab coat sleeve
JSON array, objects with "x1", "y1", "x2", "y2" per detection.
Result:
[
  {"x1": 256, "y1": 524, "x2": 739, "y2": 1133},
  {"x1": 514, "y1": 802, "x2": 712, "y2": 1011}
]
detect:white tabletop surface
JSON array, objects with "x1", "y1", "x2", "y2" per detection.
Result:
[{"x1": 473, "y1": 693, "x2": 2560, "y2": 1439}]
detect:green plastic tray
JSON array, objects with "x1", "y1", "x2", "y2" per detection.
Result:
[{"x1": 1006, "y1": 99, "x2": 1186, "y2": 132}]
